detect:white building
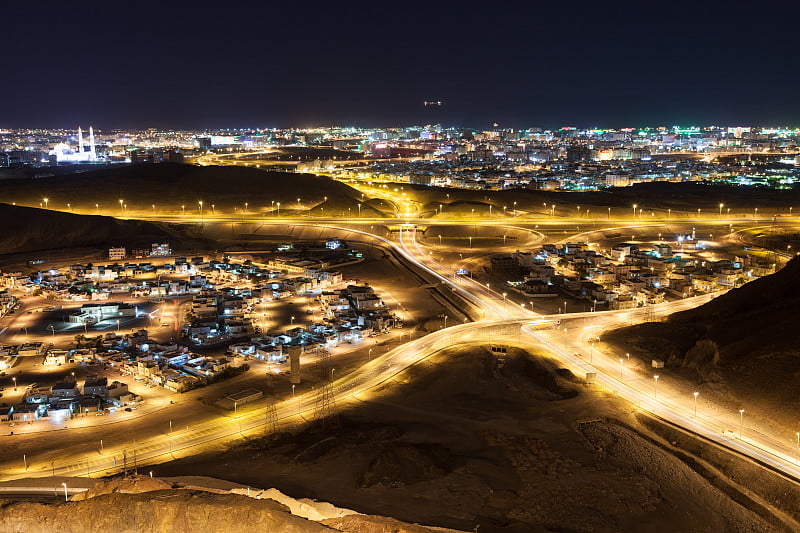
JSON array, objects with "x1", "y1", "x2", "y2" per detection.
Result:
[{"x1": 49, "y1": 126, "x2": 99, "y2": 163}]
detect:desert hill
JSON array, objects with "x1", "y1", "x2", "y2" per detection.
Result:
[
  {"x1": 606, "y1": 257, "x2": 800, "y2": 430},
  {"x1": 410, "y1": 180, "x2": 800, "y2": 217},
  {"x1": 0, "y1": 203, "x2": 206, "y2": 256},
  {"x1": 0, "y1": 163, "x2": 371, "y2": 215},
  {"x1": 152, "y1": 345, "x2": 794, "y2": 532}
]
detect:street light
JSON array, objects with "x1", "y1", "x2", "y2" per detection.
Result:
[
  {"x1": 62, "y1": 482, "x2": 68, "y2": 502},
  {"x1": 739, "y1": 409, "x2": 745, "y2": 437},
  {"x1": 718, "y1": 203, "x2": 724, "y2": 216},
  {"x1": 13, "y1": 376, "x2": 17, "y2": 390},
  {"x1": 693, "y1": 391, "x2": 699, "y2": 417},
  {"x1": 119, "y1": 199, "x2": 123, "y2": 212},
  {"x1": 653, "y1": 375, "x2": 659, "y2": 399},
  {"x1": 632, "y1": 204, "x2": 637, "y2": 218}
]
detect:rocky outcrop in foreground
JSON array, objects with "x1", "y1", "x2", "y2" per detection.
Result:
[{"x1": 0, "y1": 476, "x2": 465, "y2": 533}]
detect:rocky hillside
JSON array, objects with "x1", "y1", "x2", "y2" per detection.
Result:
[
  {"x1": 0, "y1": 163, "x2": 372, "y2": 215},
  {"x1": 0, "y1": 476, "x2": 465, "y2": 533},
  {"x1": 152, "y1": 346, "x2": 795, "y2": 532},
  {"x1": 607, "y1": 257, "x2": 800, "y2": 429},
  {"x1": 0, "y1": 203, "x2": 205, "y2": 255}
]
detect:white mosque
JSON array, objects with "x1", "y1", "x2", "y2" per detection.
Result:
[{"x1": 49, "y1": 126, "x2": 100, "y2": 163}]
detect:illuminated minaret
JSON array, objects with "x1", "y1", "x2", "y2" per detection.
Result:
[
  {"x1": 78, "y1": 126, "x2": 84, "y2": 154},
  {"x1": 89, "y1": 126, "x2": 96, "y2": 160}
]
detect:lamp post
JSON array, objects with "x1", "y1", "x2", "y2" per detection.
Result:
[
  {"x1": 693, "y1": 392, "x2": 699, "y2": 417},
  {"x1": 718, "y1": 203, "x2": 723, "y2": 216},
  {"x1": 62, "y1": 482, "x2": 68, "y2": 502},
  {"x1": 119, "y1": 199, "x2": 123, "y2": 212},
  {"x1": 632, "y1": 204, "x2": 637, "y2": 218},
  {"x1": 653, "y1": 375, "x2": 659, "y2": 399},
  {"x1": 739, "y1": 409, "x2": 745, "y2": 437}
]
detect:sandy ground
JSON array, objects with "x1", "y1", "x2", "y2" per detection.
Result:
[{"x1": 151, "y1": 345, "x2": 798, "y2": 532}]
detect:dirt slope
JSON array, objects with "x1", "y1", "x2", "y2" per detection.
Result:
[{"x1": 153, "y1": 346, "x2": 793, "y2": 532}]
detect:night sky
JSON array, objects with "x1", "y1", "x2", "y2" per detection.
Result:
[{"x1": 4, "y1": 1, "x2": 799, "y2": 129}]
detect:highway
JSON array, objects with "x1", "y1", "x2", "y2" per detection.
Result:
[{"x1": 3, "y1": 218, "x2": 800, "y2": 487}]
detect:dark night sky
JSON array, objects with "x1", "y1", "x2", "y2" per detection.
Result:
[{"x1": 3, "y1": 1, "x2": 799, "y2": 129}]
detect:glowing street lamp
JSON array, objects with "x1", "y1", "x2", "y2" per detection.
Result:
[
  {"x1": 43, "y1": 197, "x2": 49, "y2": 209},
  {"x1": 632, "y1": 204, "x2": 637, "y2": 218},
  {"x1": 718, "y1": 203, "x2": 724, "y2": 216},
  {"x1": 653, "y1": 375, "x2": 659, "y2": 399},
  {"x1": 62, "y1": 482, "x2": 68, "y2": 502},
  {"x1": 119, "y1": 199, "x2": 123, "y2": 212},
  {"x1": 739, "y1": 409, "x2": 745, "y2": 437},
  {"x1": 198, "y1": 200, "x2": 203, "y2": 214},
  {"x1": 693, "y1": 391, "x2": 699, "y2": 417}
]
